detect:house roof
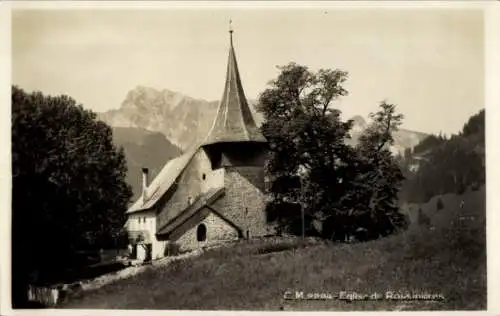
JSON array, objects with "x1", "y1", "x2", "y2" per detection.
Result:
[
  {"x1": 156, "y1": 186, "x2": 226, "y2": 236},
  {"x1": 202, "y1": 30, "x2": 266, "y2": 146},
  {"x1": 126, "y1": 149, "x2": 198, "y2": 214}
]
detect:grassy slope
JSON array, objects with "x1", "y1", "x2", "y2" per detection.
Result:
[{"x1": 62, "y1": 187, "x2": 485, "y2": 311}]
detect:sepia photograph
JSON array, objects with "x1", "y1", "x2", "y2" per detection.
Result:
[{"x1": 4, "y1": 1, "x2": 493, "y2": 312}]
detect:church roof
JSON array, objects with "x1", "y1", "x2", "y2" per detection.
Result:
[
  {"x1": 126, "y1": 148, "x2": 197, "y2": 214},
  {"x1": 202, "y1": 29, "x2": 266, "y2": 146},
  {"x1": 156, "y1": 186, "x2": 226, "y2": 236}
]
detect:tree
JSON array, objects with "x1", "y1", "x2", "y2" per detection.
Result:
[
  {"x1": 258, "y1": 64, "x2": 407, "y2": 240},
  {"x1": 400, "y1": 109, "x2": 485, "y2": 204},
  {"x1": 413, "y1": 134, "x2": 447, "y2": 155},
  {"x1": 345, "y1": 102, "x2": 407, "y2": 238},
  {"x1": 461, "y1": 109, "x2": 485, "y2": 138},
  {"x1": 257, "y1": 63, "x2": 356, "y2": 235},
  {"x1": 11, "y1": 86, "x2": 132, "y2": 307}
]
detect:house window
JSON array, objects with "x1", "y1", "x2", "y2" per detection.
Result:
[
  {"x1": 197, "y1": 224, "x2": 207, "y2": 242},
  {"x1": 202, "y1": 173, "x2": 206, "y2": 180}
]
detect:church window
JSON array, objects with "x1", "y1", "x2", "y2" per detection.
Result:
[{"x1": 197, "y1": 224, "x2": 207, "y2": 242}]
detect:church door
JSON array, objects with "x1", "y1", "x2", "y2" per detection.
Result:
[{"x1": 197, "y1": 224, "x2": 207, "y2": 242}]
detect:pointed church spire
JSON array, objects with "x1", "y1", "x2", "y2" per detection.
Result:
[
  {"x1": 229, "y1": 19, "x2": 234, "y2": 48},
  {"x1": 202, "y1": 24, "x2": 267, "y2": 146}
]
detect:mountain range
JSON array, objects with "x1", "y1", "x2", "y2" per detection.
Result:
[
  {"x1": 111, "y1": 127, "x2": 181, "y2": 201},
  {"x1": 100, "y1": 86, "x2": 429, "y2": 199}
]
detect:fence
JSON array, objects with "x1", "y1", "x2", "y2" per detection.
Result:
[{"x1": 27, "y1": 285, "x2": 61, "y2": 307}]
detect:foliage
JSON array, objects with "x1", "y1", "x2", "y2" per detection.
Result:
[
  {"x1": 461, "y1": 109, "x2": 485, "y2": 138},
  {"x1": 347, "y1": 102, "x2": 407, "y2": 237},
  {"x1": 257, "y1": 63, "x2": 355, "y2": 234},
  {"x1": 399, "y1": 109, "x2": 485, "y2": 203},
  {"x1": 412, "y1": 133, "x2": 447, "y2": 155},
  {"x1": 257, "y1": 63, "x2": 407, "y2": 240},
  {"x1": 11, "y1": 86, "x2": 132, "y2": 306}
]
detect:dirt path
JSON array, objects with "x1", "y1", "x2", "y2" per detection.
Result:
[{"x1": 79, "y1": 247, "x2": 212, "y2": 293}]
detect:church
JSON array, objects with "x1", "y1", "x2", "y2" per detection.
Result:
[{"x1": 124, "y1": 28, "x2": 273, "y2": 260}]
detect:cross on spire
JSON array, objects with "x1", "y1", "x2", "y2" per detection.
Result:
[{"x1": 229, "y1": 19, "x2": 233, "y2": 45}]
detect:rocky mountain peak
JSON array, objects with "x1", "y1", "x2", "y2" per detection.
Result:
[{"x1": 99, "y1": 87, "x2": 428, "y2": 153}]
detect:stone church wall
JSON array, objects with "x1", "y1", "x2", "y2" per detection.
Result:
[
  {"x1": 201, "y1": 168, "x2": 224, "y2": 194},
  {"x1": 218, "y1": 167, "x2": 272, "y2": 237},
  {"x1": 175, "y1": 210, "x2": 239, "y2": 252}
]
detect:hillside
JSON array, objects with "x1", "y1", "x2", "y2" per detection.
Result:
[
  {"x1": 399, "y1": 109, "x2": 485, "y2": 203},
  {"x1": 111, "y1": 127, "x2": 181, "y2": 201},
  {"x1": 99, "y1": 86, "x2": 427, "y2": 153},
  {"x1": 61, "y1": 187, "x2": 485, "y2": 310}
]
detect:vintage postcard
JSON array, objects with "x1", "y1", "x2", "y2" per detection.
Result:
[{"x1": 2, "y1": 1, "x2": 498, "y2": 314}]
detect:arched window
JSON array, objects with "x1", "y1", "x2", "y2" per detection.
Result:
[
  {"x1": 196, "y1": 224, "x2": 207, "y2": 242},
  {"x1": 202, "y1": 173, "x2": 206, "y2": 180}
]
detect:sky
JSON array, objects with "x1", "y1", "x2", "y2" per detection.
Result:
[{"x1": 11, "y1": 7, "x2": 484, "y2": 135}]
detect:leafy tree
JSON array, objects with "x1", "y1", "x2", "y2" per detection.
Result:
[
  {"x1": 257, "y1": 63, "x2": 356, "y2": 235},
  {"x1": 11, "y1": 86, "x2": 132, "y2": 307},
  {"x1": 345, "y1": 102, "x2": 408, "y2": 238},
  {"x1": 258, "y1": 64, "x2": 407, "y2": 240}
]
